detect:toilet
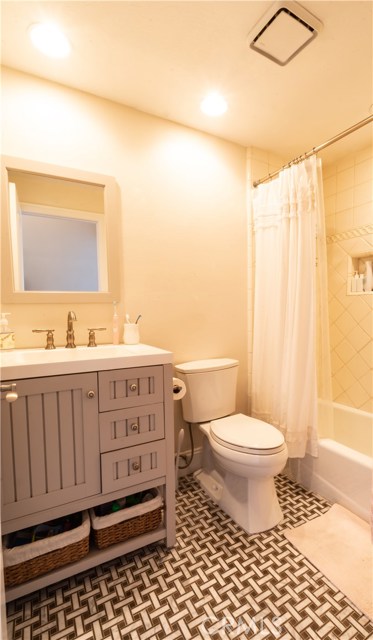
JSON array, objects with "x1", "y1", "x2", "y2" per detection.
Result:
[{"x1": 175, "y1": 358, "x2": 288, "y2": 534}]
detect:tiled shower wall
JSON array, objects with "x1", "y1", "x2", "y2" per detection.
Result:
[
  {"x1": 323, "y1": 146, "x2": 373, "y2": 412},
  {"x1": 247, "y1": 145, "x2": 372, "y2": 414}
]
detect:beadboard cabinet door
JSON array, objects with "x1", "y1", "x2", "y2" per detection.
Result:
[{"x1": 1, "y1": 373, "x2": 100, "y2": 523}]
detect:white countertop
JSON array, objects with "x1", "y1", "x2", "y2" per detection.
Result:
[{"x1": 0, "y1": 343, "x2": 173, "y2": 380}]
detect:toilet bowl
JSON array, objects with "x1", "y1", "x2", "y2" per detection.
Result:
[
  {"x1": 196, "y1": 414, "x2": 288, "y2": 534},
  {"x1": 175, "y1": 358, "x2": 288, "y2": 534}
]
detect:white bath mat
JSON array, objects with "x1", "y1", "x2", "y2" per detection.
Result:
[{"x1": 284, "y1": 504, "x2": 373, "y2": 620}]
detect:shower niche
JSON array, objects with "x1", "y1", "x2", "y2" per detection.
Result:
[{"x1": 347, "y1": 253, "x2": 373, "y2": 295}]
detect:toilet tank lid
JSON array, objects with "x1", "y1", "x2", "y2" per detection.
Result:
[{"x1": 175, "y1": 358, "x2": 238, "y2": 374}]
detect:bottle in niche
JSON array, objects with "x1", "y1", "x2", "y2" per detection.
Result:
[
  {"x1": 351, "y1": 272, "x2": 358, "y2": 293},
  {"x1": 358, "y1": 274, "x2": 365, "y2": 292},
  {"x1": 355, "y1": 272, "x2": 363, "y2": 293},
  {"x1": 363, "y1": 260, "x2": 373, "y2": 292}
]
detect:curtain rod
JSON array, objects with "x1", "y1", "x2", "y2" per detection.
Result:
[{"x1": 253, "y1": 114, "x2": 373, "y2": 188}]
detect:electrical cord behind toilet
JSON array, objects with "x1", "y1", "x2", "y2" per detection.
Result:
[
  {"x1": 177, "y1": 423, "x2": 195, "y2": 469},
  {"x1": 175, "y1": 425, "x2": 194, "y2": 490}
]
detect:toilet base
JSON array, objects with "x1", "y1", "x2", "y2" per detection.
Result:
[
  {"x1": 193, "y1": 467, "x2": 284, "y2": 534},
  {"x1": 194, "y1": 468, "x2": 224, "y2": 503}
]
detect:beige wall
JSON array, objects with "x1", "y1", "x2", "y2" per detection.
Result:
[
  {"x1": 1, "y1": 68, "x2": 249, "y2": 443},
  {"x1": 323, "y1": 146, "x2": 373, "y2": 412}
]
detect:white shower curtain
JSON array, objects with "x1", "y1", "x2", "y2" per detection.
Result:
[{"x1": 251, "y1": 155, "x2": 330, "y2": 458}]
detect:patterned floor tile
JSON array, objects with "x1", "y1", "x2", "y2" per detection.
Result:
[{"x1": 6, "y1": 475, "x2": 373, "y2": 640}]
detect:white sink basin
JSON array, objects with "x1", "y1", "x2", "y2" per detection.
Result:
[
  {"x1": 0, "y1": 344, "x2": 173, "y2": 379},
  {"x1": 2, "y1": 344, "x2": 134, "y2": 364}
]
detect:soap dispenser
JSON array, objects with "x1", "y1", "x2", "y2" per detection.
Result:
[{"x1": 0, "y1": 313, "x2": 15, "y2": 350}]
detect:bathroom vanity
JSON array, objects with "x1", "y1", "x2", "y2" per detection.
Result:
[{"x1": 0, "y1": 344, "x2": 175, "y2": 601}]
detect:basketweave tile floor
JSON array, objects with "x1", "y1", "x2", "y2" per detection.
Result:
[{"x1": 7, "y1": 474, "x2": 373, "y2": 640}]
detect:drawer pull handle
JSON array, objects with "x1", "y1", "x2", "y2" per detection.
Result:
[
  {"x1": 132, "y1": 462, "x2": 140, "y2": 471},
  {"x1": 131, "y1": 423, "x2": 139, "y2": 431},
  {"x1": 87, "y1": 390, "x2": 96, "y2": 399},
  {"x1": 130, "y1": 383, "x2": 137, "y2": 392}
]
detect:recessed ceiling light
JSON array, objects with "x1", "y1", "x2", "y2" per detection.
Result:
[
  {"x1": 200, "y1": 93, "x2": 228, "y2": 117},
  {"x1": 29, "y1": 23, "x2": 71, "y2": 58}
]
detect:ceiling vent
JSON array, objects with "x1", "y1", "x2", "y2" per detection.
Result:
[{"x1": 248, "y1": 1, "x2": 323, "y2": 66}]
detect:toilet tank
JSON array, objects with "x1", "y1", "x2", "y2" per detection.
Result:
[{"x1": 175, "y1": 358, "x2": 239, "y2": 423}]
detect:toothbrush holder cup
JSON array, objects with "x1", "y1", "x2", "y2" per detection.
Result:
[{"x1": 123, "y1": 323, "x2": 140, "y2": 345}]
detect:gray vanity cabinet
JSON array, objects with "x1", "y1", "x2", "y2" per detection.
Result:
[
  {"x1": 1, "y1": 358, "x2": 176, "y2": 601},
  {"x1": 1, "y1": 372, "x2": 100, "y2": 524}
]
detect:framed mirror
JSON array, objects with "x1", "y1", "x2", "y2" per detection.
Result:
[{"x1": 1, "y1": 156, "x2": 120, "y2": 303}]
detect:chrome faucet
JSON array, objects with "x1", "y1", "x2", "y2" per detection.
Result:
[{"x1": 65, "y1": 311, "x2": 77, "y2": 348}]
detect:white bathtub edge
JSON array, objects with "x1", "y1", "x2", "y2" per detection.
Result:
[{"x1": 286, "y1": 439, "x2": 372, "y2": 523}]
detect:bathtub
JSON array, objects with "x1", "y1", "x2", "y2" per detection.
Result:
[{"x1": 287, "y1": 403, "x2": 372, "y2": 522}]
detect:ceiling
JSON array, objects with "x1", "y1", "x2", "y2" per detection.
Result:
[{"x1": 1, "y1": 1, "x2": 372, "y2": 165}]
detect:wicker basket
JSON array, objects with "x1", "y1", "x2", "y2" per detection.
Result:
[
  {"x1": 3, "y1": 511, "x2": 90, "y2": 587},
  {"x1": 90, "y1": 489, "x2": 163, "y2": 549}
]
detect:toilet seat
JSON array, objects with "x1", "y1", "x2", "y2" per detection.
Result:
[{"x1": 210, "y1": 413, "x2": 285, "y2": 455}]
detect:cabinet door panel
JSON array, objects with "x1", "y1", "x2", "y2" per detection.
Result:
[
  {"x1": 43, "y1": 391, "x2": 61, "y2": 493},
  {"x1": 27, "y1": 395, "x2": 47, "y2": 497},
  {"x1": 58, "y1": 389, "x2": 77, "y2": 489},
  {"x1": 1, "y1": 373, "x2": 100, "y2": 523},
  {"x1": 2, "y1": 398, "x2": 30, "y2": 504},
  {"x1": 98, "y1": 366, "x2": 163, "y2": 411},
  {"x1": 99, "y1": 403, "x2": 164, "y2": 452},
  {"x1": 101, "y1": 441, "x2": 166, "y2": 493}
]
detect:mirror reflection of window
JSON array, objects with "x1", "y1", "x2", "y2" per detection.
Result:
[
  {"x1": 21, "y1": 212, "x2": 99, "y2": 291},
  {"x1": 7, "y1": 173, "x2": 108, "y2": 293},
  {"x1": 1, "y1": 157, "x2": 120, "y2": 304}
]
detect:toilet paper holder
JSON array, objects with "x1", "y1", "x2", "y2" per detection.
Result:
[{"x1": 172, "y1": 377, "x2": 186, "y2": 400}]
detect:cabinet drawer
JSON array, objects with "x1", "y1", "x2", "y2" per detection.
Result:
[
  {"x1": 98, "y1": 366, "x2": 163, "y2": 411},
  {"x1": 99, "y1": 403, "x2": 164, "y2": 452},
  {"x1": 101, "y1": 441, "x2": 166, "y2": 493}
]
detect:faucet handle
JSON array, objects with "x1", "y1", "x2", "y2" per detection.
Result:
[
  {"x1": 32, "y1": 329, "x2": 56, "y2": 350},
  {"x1": 87, "y1": 327, "x2": 106, "y2": 347}
]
